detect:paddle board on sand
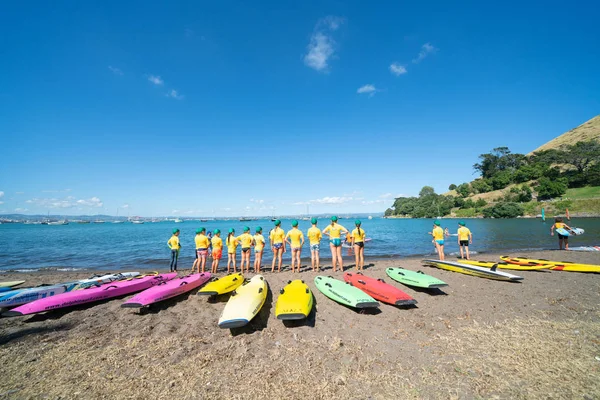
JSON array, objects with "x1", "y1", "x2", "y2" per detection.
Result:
[
  {"x1": 385, "y1": 267, "x2": 448, "y2": 289},
  {"x1": 218, "y1": 275, "x2": 267, "y2": 329},
  {"x1": 458, "y1": 260, "x2": 549, "y2": 271},
  {"x1": 343, "y1": 272, "x2": 416, "y2": 306},
  {"x1": 3, "y1": 273, "x2": 177, "y2": 316},
  {"x1": 500, "y1": 256, "x2": 600, "y2": 272},
  {"x1": 0, "y1": 281, "x2": 25, "y2": 288},
  {"x1": 314, "y1": 276, "x2": 379, "y2": 309},
  {"x1": 423, "y1": 260, "x2": 523, "y2": 281},
  {"x1": 122, "y1": 272, "x2": 211, "y2": 308},
  {"x1": 275, "y1": 279, "x2": 313, "y2": 320},
  {"x1": 197, "y1": 273, "x2": 244, "y2": 296}
]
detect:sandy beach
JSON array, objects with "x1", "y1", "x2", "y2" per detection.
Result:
[{"x1": 1, "y1": 250, "x2": 599, "y2": 399}]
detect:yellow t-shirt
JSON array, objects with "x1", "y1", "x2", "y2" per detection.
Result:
[
  {"x1": 237, "y1": 233, "x2": 253, "y2": 248},
  {"x1": 457, "y1": 227, "x2": 471, "y2": 241},
  {"x1": 432, "y1": 226, "x2": 444, "y2": 240},
  {"x1": 286, "y1": 228, "x2": 304, "y2": 248},
  {"x1": 211, "y1": 236, "x2": 223, "y2": 250},
  {"x1": 226, "y1": 235, "x2": 238, "y2": 253},
  {"x1": 195, "y1": 234, "x2": 210, "y2": 249},
  {"x1": 323, "y1": 223, "x2": 347, "y2": 239},
  {"x1": 270, "y1": 227, "x2": 285, "y2": 244},
  {"x1": 253, "y1": 234, "x2": 265, "y2": 251},
  {"x1": 352, "y1": 228, "x2": 365, "y2": 243},
  {"x1": 167, "y1": 235, "x2": 180, "y2": 250},
  {"x1": 307, "y1": 226, "x2": 322, "y2": 245},
  {"x1": 554, "y1": 222, "x2": 565, "y2": 229}
]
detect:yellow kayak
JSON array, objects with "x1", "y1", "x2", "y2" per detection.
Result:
[
  {"x1": 218, "y1": 275, "x2": 267, "y2": 329},
  {"x1": 423, "y1": 260, "x2": 523, "y2": 281},
  {"x1": 459, "y1": 260, "x2": 550, "y2": 271},
  {"x1": 275, "y1": 280, "x2": 313, "y2": 320},
  {"x1": 500, "y1": 256, "x2": 600, "y2": 273},
  {"x1": 197, "y1": 273, "x2": 244, "y2": 296}
]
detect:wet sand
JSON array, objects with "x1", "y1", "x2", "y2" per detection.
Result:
[{"x1": 0, "y1": 250, "x2": 599, "y2": 399}]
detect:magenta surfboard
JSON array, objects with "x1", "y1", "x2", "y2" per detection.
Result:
[{"x1": 122, "y1": 272, "x2": 211, "y2": 308}]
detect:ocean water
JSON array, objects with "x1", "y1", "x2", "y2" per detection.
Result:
[{"x1": 0, "y1": 218, "x2": 599, "y2": 272}]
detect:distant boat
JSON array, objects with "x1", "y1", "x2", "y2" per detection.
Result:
[
  {"x1": 48, "y1": 220, "x2": 68, "y2": 226},
  {"x1": 132, "y1": 220, "x2": 144, "y2": 224},
  {"x1": 112, "y1": 221, "x2": 125, "y2": 224},
  {"x1": 240, "y1": 218, "x2": 252, "y2": 222},
  {"x1": 93, "y1": 220, "x2": 105, "y2": 224},
  {"x1": 77, "y1": 220, "x2": 90, "y2": 224},
  {"x1": 174, "y1": 218, "x2": 183, "y2": 223},
  {"x1": 368, "y1": 216, "x2": 373, "y2": 220}
]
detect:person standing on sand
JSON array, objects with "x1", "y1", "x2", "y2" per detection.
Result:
[
  {"x1": 167, "y1": 228, "x2": 181, "y2": 272},
  {"x1": 270, "y1": 220, "x2": 286, "y2": 272},
  {"x1": 253, "y1": 227, "x2": 265, "y2": 273},
  {"x1": 226, "y1": 228, "x2": 239, "y2": 273},
  {"x1": 351, "y1": 220, "x2": 366, "y2": 271},
  {"x1": 285, "y1": 220, "x2": 304, "y2": 273},
  {"x1": 428, "y1": 220, "x2": 445, "y2": 260},
  {"x1": 211, "y1": 229, "x2": 223, "y2": 273},
  {"x1": 307, "y1": 218, "x2": 322, "y2": 272},
  {"x1": 457, "y1": 221, "x2": 473, "y2": 260},
  {"x1": 323, "y1": 216, "x2": 349, "y2": 272},
  {"x1": 550, "y1": 216, "x2": 572, "y2": 250},
  {"x1": 193, "y1": 227, "x2": 210, "y2": 273},
  {"x1": 237, "y1": 226, "x2": 253, "y2": 274}
]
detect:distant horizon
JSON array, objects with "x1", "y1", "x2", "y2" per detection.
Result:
[{"x1": 0, "y1": 212, "x2": 385, "y2": 220}]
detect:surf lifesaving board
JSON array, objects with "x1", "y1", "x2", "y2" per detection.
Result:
[
  {"x1": 275, "y1": 280, "x2": 313, "y2": 320},
  {"x1": 556, "y1": 227, "x2": 584, "y2": 237},
  {"x1": 343, "y1": 272, "x2": 416, "y2": 306},
  {"x1": 218, "y1": 275, "x2": 267, "y2": 329},
  {"x1": 122, "y1": 272, "x2": 211, "y2": 308},
  {"x1": 314, "y1": 276, "x2": 379, "y2": 309},
  {"x1": 0, "y1": 281, "x2": 25, "y2": 288},
  {"x1": 385, "y1": 267, "x2": 448, "y2": 289},
  {"x1": 500, "y1": 256, "x2": 600, "y2": 272},
  {"x1": 423, "y1": 260, "x2": 523, "y2": 281},
  {"x1": 197, "y1": 273, "x2": 244, "y2": 296},
  {"x1": 459, "y1": 260, "x2": 549, "y2": 271}
]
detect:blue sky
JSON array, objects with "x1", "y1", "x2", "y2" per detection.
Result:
[{"x1": 1, "y1": 1, "x2": 599, "y2": 217}]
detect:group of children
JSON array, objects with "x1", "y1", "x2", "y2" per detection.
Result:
[
  {"x1": 166, "y1": 216, "x2": 368, "y2": 274},
  {"x1": 428, "y1": 220, "x2": 474, "y2": 261}
]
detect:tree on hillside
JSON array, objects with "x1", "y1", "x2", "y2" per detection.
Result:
[
  {"x1": 473, "y1": 147, "x2": 525, "y2": 179},
  {"x1": 471, "y1": 179, "x2": 492, "y2": 193},
  {"x1": 482, "y1": 202, "x2": 524, "y2": 218},
  {"x1": 448, "y1": 184, "x2": 457, "y2": 190},
  {"x1": 559, "y1": 140, "x2": 600, "y2": 174},
  {"x1": 456, "y1": 183, "x2": 471, "y2": 198},
  {"x1": 419, "y1": 186, "x2": 435, "y2": 197},
  {"x1": 536, "y1": 177, "x2": 568, "y2": 200}
]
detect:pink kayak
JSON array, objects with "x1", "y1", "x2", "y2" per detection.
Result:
[
  {"x1": 122, "y1": 272, "x2": 211, "y2": 308},
  {"x1": 3, "y1": 273, "x2": 177, "y2": 317}
]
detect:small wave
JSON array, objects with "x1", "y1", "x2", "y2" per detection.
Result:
[{"x1": 0, "y1": 267, "x2": 87, "y2": 273}]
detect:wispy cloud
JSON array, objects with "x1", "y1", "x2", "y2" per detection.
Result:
[
  {"x1": 303, "y1": 16, "x2": 344, "y2": 72},
  {"x1": 250, "y1": 199, "x2": 265, "y2": 204},
  {"x1": 147, "y1": 75, "x2": 164, "y2": 85},
  {"x1": 26, "y1": 196, "x2": 103, "y2": 209},
  {"x1": 108, "y1": 66, "x2": 124, "y2": 76},
  {"x1": 0, "y1": 191, "x2": 4, "y2": 199},
  {"x1": 121, "y1": 204, "x2": 130, "y2": 209},
  {"x1": 357, "y1": 84, "x2": 378, "y2": 97},
  {"x1": 15, "y1": 208, "x2": 28, "y2": 212},
  {"x1": 412, "y1": 43, "x2": 438, "y2": 63},
  {"x1": 389, "y1": 63, "x2": 407, "y2": 76},
  {"x1": 41, "y1": 189, "x2": 71, "y2": 194},
  {"x1": 166, "y1": 89, "x2": 184, "y2": 100}
]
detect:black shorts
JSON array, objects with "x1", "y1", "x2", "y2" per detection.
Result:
[
  {"x1": 459, "y1": 240, "x2": 469, "y2": 246},
  {"x1": 557, "y1": 234, "x2": 567, "y2": 240},
  {"x1": 242, "y1": 247, "x2": 250, "y2": 253},
  {"x1": 354, "y1": 242, "x2": 364, "y2": 248}
]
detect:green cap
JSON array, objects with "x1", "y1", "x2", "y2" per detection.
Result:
[
  {"x1": 255, "y1": 226, "x2": 262, "y2": 233},
  {"x1": 172, "y1": 228, "x2": 180, "y2": 234},
  {"x1": 228, "y1": 228, "x2": 235, "y2": 233},
  {"x1": 331, "y1": 216, "x2": 338, "y2": 222},
  {"x1": 195, "y1": 228, "x2": 202, "y2": 234},
  {"x1": 311, "y1": 217, "x2": 317, "y2": 224},
  {"x1": 291, "y1": 220, "x2": 298, "y2": 227},
  {"x1": 214, "y1": 229, "x2": 220, "y2": 234},
  {"x1": 244, "y1": 226, "x2": 250, "y2": 232},
  {"x1": 434, "y1": 220, "x2": 441, "y2": 226},
  {"x1": 355, "y1": 219, "x2": 361, "y2": 225},
  {"x1": 458, "y1": 221, "x2": 465, "y2": 226},
  {"x1": 274, "y1": 219, "x2": 281, "y2": 226}
]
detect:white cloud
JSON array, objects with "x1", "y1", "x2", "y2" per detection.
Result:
[
  {"x1": 147, "y1": 75, "x2": 164, "y2": 85},
  {"x1": 303, "y1": 16, "x2": 344, "y2": 72},
  {"x1": 361, "y1": 200, "x2": 386, "y2": 205},
  {"x1": 166, "y1": 89, "x2": 184, "y2": 100},
  {"x1": 0, "y1": 191, "x2": 4, "y2": 198},
  {"x1": 389, "y1": 63, "x2": 407, "y2": 76},
  {"x1": 310, "y1": 196, "x2": 353, "y2": 204},
  {"x1": 357, "y1": 84, "x2": 378, "y2": 97},
  {"x1": 250, "y1": 199, "x2": 265, "y2": 204},
  {"x1": 15, "y1": 208, "x2": 28, "y2": 212},
  {"x1": 379, "y1": 193, "x2": 393, "y2": 199},
  {"x1": 412, "y1": 42, "x2": 438, "y2": 63},
  {"x1": 0, "y1": 202, "x2": 3, "y2": 205},
  {"x1": 25, "y1": 196, "x2": 103, "y2": 209},
  {"x1": 121, "y1": 204, "x2": 130, "y2": 209},
  {"x1": 108, "y1": 66, "x2": 124, "y2": 76}
]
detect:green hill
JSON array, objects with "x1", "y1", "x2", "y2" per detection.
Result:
[{"x1": 530, "y1": 114, "x2": 600, "y2": 154}]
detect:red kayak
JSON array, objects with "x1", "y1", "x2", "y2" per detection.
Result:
[{"x1": 343, "y1": 272, "x2": 417, "y2": 306}]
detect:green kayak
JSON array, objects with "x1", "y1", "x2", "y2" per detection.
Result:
[
  {"x1": 386, "y1": 267, "x2": 448, "y2": 289},
  {"x1": 314, "y1": 276, "x2": 379, "y2": 309}
]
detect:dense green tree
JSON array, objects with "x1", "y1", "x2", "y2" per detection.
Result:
[
  {"x1": 559, "y1": 140, "x2": 600, "y2": 174},
  {"x1": 448, "y1": 184, "x2": 457, "y2": 190},
  {"x1": 419, "y1": 186, "x2": 436, "y2": 197},
  {"x1": 482, "y1": 202, "x2": 524, "y2": 218},
  {"x1": 471, "y1": 179, "x2": 493, "y2": 193},
  {"x1": 536, "y1": 177, "x2": 568, "y2": 200},
  {"x1": 474, "y1": 147, "x2": 525, "y2": 178},
  {"x1": 489, "y1": 171, "x2": 513, "y2": 190},
  {"x1": 456, "y1": 183, "x2": 471, "y2": 198},
  {"x1": 475, "y1": 198, "x2": 488, "y2": 207}
]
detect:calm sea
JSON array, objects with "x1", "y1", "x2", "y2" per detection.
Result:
[{"x1": 0, "y1": 218, "x2": 599, "y2": 272}]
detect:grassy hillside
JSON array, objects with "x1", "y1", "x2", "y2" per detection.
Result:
[{"x1": 530, "y1": 114, "x2": 600, "y2": 154}]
